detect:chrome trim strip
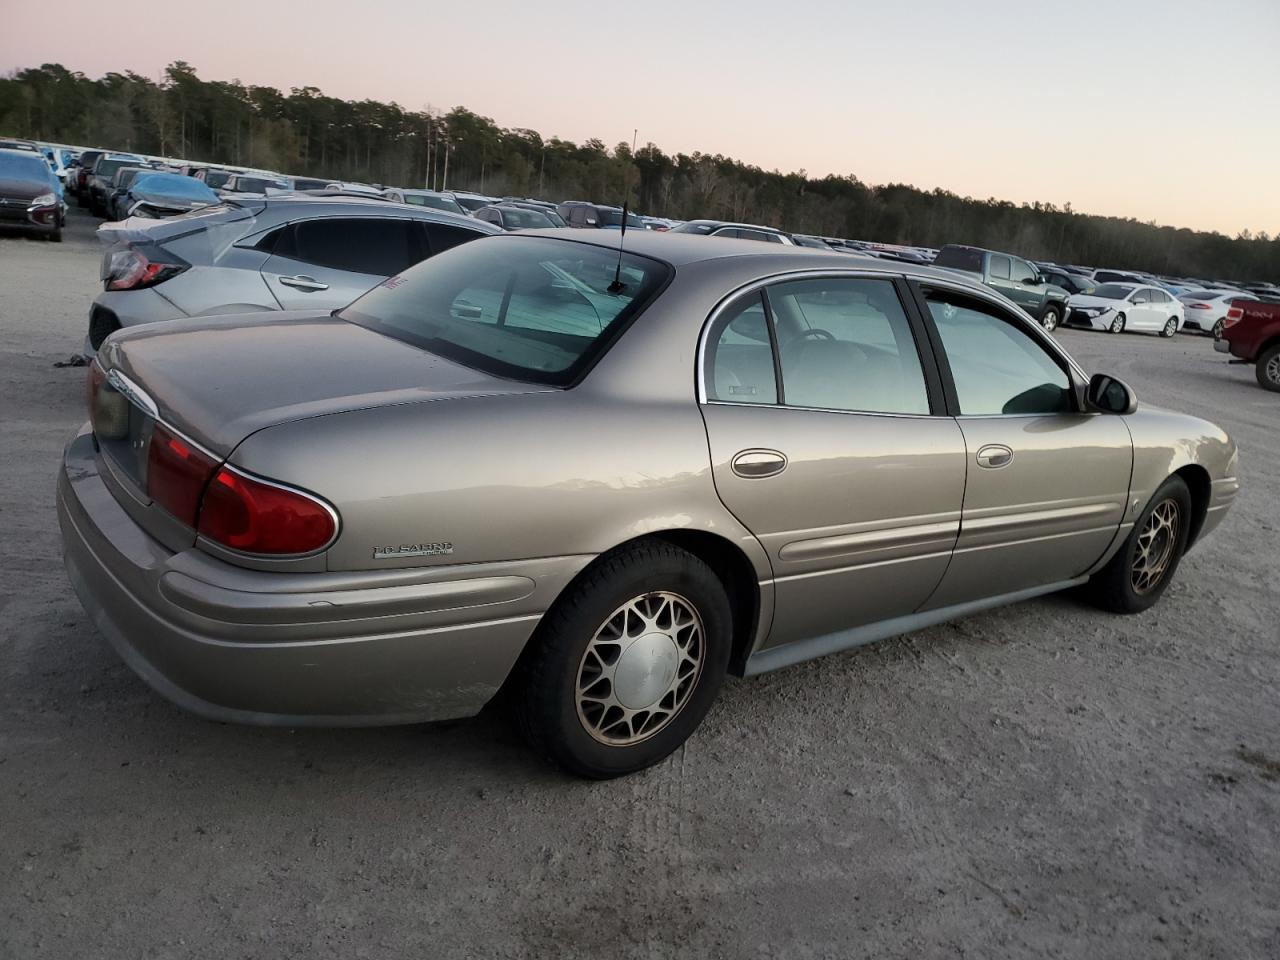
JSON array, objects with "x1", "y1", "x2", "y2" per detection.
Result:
[
  {"x1": 769, "y1": 546, "x2": 955, "y2": 583},
  {"x1": 105, "y1": 367, "x2": 159, "y2": 419},
  {"x1": 744, "y1": 577, "x2": 1088, "y2": 675},
  {"x1": 960, "y1": 501, "x2": 1122, "y2": 535}
]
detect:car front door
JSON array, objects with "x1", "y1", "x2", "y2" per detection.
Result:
[
  {"x1": 911, "y1": 284, "x2": 1132, "y2": 609},
  {"x1": 1127, "y1": 287, "x2": 1160, "y2": 330},
  {"x1": 1008, "y1": 257, "x2": 1044, "y2": 314},
  {"x1": 699, "y1": 275, "x2": 967, "y2": 653},
  {"x1": 261, "y1": 216, "x2": 425, "y2": 310}
]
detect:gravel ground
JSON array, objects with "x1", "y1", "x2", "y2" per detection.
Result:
[{"x1": 1, "y1": 208, "x2": 1277, "y2": 959}]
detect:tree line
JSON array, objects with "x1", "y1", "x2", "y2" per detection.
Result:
[{"x1": 2, "y1": 61, "x2": 1275, "y2": 282}]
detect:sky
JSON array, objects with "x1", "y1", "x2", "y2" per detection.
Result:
[{"x1": 4, "y1": 0, "x2": 1278, "y2": 236}]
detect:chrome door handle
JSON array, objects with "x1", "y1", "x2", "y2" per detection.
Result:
[
  {"x1": 278, "y1": 275, "x2": 329, "y2": 291},
  {"x1": 975, "y1": 444, "x2": 1014, "y2": 469},
  {"x1": 731, "y1": 449, "x2": 787, "y2": 479}
]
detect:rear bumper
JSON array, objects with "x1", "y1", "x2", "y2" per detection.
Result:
[
  {"x1": 84, "y1": 289, "x2": 188, "y2": 357},
  {"x1": 57, "y1": 425, "x2": 580, "y2": 726}
]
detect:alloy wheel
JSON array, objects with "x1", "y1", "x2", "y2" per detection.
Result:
[
  {"x1": 1043, "y1": 310, "x2": 1060, "y2": 332},
  {"x1": 1163, "y1": 318, "x2": 1177, "y2": 337},
  {"x1": 1266, "y1": 351, "x2": 1280, "y2": 387},
  {"x1": 575, "y1": 592, "x2": 704, "y2": 746},
  {"x1": 1213, "y1": 319, "x2": 1225, "y2": 339},
  {"x1": 1111, "y1": 314, "x2": 1125, "y2": 334},
  {"x1": 1131, "y1": 499, "x2": 1181, "y2": 594}
]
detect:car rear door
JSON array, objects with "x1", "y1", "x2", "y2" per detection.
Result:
[
  {"x1": 910, "y1": 283, "x2": 1132, "y2": 609},
  {"x1": 1127, "y1": 288, "x2": 1160, "y2": 330},
  {"x1": 699, "y1": 274, "x2": 967, "y2": 653},
  {"x1": 260, "y1": 216, "x2": 425, "y2": 310}
]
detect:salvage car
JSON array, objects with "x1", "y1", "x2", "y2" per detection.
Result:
[
  {"x1": 59, "y1": 232, "x2": 1239, "y2": 778},
  {"x1": 86, "y1": 195, "x2": 499, "y2": 353},
  {"x1": 110, "y1": 172, "x2": 219, "y2": 220},
  {"x1": 0, "y1": 147, "x2": 65, "y2": 240}
]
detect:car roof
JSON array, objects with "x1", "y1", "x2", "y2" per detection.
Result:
[{"x1": 509, "y1": 228, "x2": 997, "y2": 281}]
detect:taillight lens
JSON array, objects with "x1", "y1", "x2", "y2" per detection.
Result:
[
  {"x1": 1223, "y1": 305, "x2": 1245, "y2": 329},
  {"x1": 198, "y1": 467, "x2": 337, "y2": 555},
  {"x1": 146, "y1": 423, "x2": 218, "y2": 526},
  {"x1": 103, "y1": 243, "x2": 189, "y2": 291},
  {"x1": 1188, "y1": 303, "x2": 1211, "y2": 309},
  {"x1": 86, "y1": 360, "x2": 130, "y2": 440}
]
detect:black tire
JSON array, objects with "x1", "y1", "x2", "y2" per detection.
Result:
[
  {"x1": 1087, "y1": 476, "x2": 1192, "y2": 614},
  {"x1": 1257, "y1": 343, "x2": 1280, "y2": 393},
  {"x1": 1040, "y1": 304, "x2": 1061, "y2": 332},
  {"x1": 513, "y1": 540, "x2": 732, "y2": 779},
  {"x1": 1109, "y1": 313, "x2": 1126, "y2": 334}
]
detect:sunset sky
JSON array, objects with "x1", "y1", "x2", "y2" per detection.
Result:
[{"x1": 4, "y1": 0, "x2": 1277, "y2": 236}]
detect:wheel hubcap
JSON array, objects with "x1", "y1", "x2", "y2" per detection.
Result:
[
  {"x1": 575, "y1": 592, "x2": 703, "y2": 746},
  {"x1": 1165, "y1": 319, "x2": 1175, "y2": 336},
  {"x1": 1131, "y1": 499, "x2": 1180, "y2": 594},
  {"x1": 1112, "y1": 316, "x2": 1123, "y2": 332}
]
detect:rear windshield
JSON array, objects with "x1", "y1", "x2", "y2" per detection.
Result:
[
  {"x1": 453, "y1": 196, "x2": 490, "y2": 212},
  {"x1": 670, "y1": 222, "x2": 715, "y2": 235},
  {"x1": 131, "y1": 173, "x2": 218, "y2": 202},
  {"x1": 203, "y1": 170, "x2": 233, "y2": 189},
  {"x1": 341, "y1": 235, "x2": 671, "y2": 385},
  {"x1": 96, "y1": 158, "x2": 139, "y2": 179},
  {"x1": 406, "y1": 193, "x2": 465, "y2": 215},
  {"x1": 931, "y1": 247, "x2": 985, "y2": 272},
  {"x1": 500, "y1": 208, "x2": 555, "y2": 229},
  {"x1": 235, "y1": 176, "x2": 288, "y2": 193},
  {"x1": 291, "y1": 178, "x2": 330, "y2": 190},
  {"x1": 1091, "y1": 284, "x2": 1136, "y2": 299}
]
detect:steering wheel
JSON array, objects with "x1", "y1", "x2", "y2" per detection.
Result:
[{"x1": 796, "y1": 328, "x2": 835, "y2": 341}]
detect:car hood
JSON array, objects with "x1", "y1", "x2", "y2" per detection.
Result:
[
  {"x1": 1067, "y1": 295, "x2": 1122, "y2": 309},
  {"x1": 0, "y1": 175, "x2": 52, "y2": 202},
  {"x1": 98, "y1": 311, "x2": 554, "y2": 456}
]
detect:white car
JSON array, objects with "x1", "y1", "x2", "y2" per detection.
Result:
[
  {"x1": 1064, "y1": 283, "x2": 1185, "y2": 337},
  {"x1": 1176, "y1": 289, "x2": 1258, "y2": 338}
]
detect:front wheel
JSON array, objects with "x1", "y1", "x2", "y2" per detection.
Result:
[
  {"x1": 1040, "y1": 304, "x2": 1061, "y2": 332},
  {"x1": 1161, "y1": 317, "x2": 1178, "y2": 338},
  {"x1": 1109, "y1": 313, "x2": 1127, "y2": 334},
  {"x1": 1087, "y1": 476, "x2": 1191, "y2": 614},
  {"x1": 513, "y1": 541, "x2": 732, "y2": 778},
  {"x1": 1257, "y1": 344, "x2": 1280, "y2": 392}
]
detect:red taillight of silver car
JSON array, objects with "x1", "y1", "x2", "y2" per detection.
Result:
[
  {"x1": 103, "y1": 243, "x2": 189, "y2": 291},
  {"x1": 197, "y1": 467, "x2": 337, "y2": 555},
  {"x1": 146, "y1": 423, "x2": 219, "y2": 527}
]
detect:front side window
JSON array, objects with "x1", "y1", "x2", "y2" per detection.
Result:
[
  {"x1": 925, "y1": 291, "x2": 1072, "y2": 416},
  {"x1": 1131, "y1": 289, "x2": 1151, "y2": 304},
  {"x1": 770, "y1": 278, "x2": 930, "y2": 415},
  {"x1": 342, "y1": 236, "x2": 670, "y2": 385},
  {"x1": 1010, "y1": 258, "x2": 1037, "y2": 283},
  {"x1": 989, "y1": 255, "x2": 1012, "y2": 280}
]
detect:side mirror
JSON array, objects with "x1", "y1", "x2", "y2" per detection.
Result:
[
  {"x1": 1086, "y1": 373, "x2": 1137, "y2": 415},
  {"x1": 1023, "y1": 276, "x2": 1041, "y2": 285}
]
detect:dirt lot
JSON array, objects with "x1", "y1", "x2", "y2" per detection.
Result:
[{"x1": 1, "y1": 208, "x2": 1277, "y2": 959}]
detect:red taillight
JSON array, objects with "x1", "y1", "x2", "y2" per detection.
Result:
[
  {"x1": 1188, "y1": 303, "x2": 1211, "y2": 309},
  {"x1": 1224, "y1": 305, "x2": 1245, "y2": 329},
  {"x1": 147, "y1": 423, "x2": 218, "y2": 526},
  {"x1": 197, "y1": 467, "x2": 337, "y2": 555},
  {"x1": 104, "y1": 245, "x2": 189, "y2": 291}
]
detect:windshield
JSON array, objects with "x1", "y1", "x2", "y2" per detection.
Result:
[
  {"x1": 500, "y1": 208, "x2": 555, "y2": 229},
  {"x1": 291, "y1": 178, "x2": 330, "y2": 190},
  {"x1": 1091, "y1": 284, "x2": 1136, "y2": 300},
  {"x1": 670, "y1": 221, "x2": 715, "y2": 235},
  {"x1": 931, "y1": 246, "x2": 985, "y2": 272},
  {"x1": 203, "y1": 170, "x2": 233, "y2": 189},
  {"x1": 131, "y1": 173, "x2": 218, "y2": 202},
  {"x1": 342, "y1": 236, "x2": 671, "y2": 385},
  {"x1": 234, "y1": 176, "x2": 288, "y2": 193},
  {"x1": 597, "y1": 208, "x2": 645, "y2": 228},
  {"x1": 453, "y1": 196, "x2": 491, "y2": 212},
  {"x1": 95, "y1": 158, "x2": 138, "y2": 179},
  {"x1": 406, "y1": 193, "x2": 466, "y2": 215},
  {"x1": 0, "y1": 151, "x2": 53, "y2": 181}
]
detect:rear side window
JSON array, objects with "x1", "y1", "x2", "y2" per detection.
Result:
[
  {"x1": 706, "y1": 294, "x2": 777, "y2": 404},
  {"x1": 989, "y1": 255, "x2": 1011, "y2": 280},
  {"x1": 931, "y1": 246, "x2": 984, "y2": 272},
  {"x1": 275, "y1": 218, "x2": 422, "y2": 275}
]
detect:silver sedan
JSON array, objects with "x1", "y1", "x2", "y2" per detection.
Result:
[{"x1": 59, "y1": 231, "x2": 1239, "y2": 778}]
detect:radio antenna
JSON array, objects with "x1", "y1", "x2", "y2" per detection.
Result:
[{"x1": 608, "y1": 202, "x2": 630, "y2": 294}]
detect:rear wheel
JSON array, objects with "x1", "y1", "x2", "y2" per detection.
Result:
[
  {"x1": 1087, "y1": 476, "x2": 1191, "y2": 614},
  {"x1": 1109, "y1": 313, "x2": 1126, "y2": 334},
  {"x1": 513, "y1": 541, "x2": 731, "y2": 778},
  {"x1": 1257, "y1": 344, "x2": 1280, "y2": 392},
  {"x1": 1212, "y1": 318, "x2": 1225, "y2": 339},
  {"x1": 1161, "y1": 317, "x2": 1177, "y2": 338},
  {"x1": 1040, "y1": 304, "x2": 1061, "y2": 332}
]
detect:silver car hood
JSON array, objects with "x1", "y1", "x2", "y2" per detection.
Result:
[{"x1": 99, "y1": 311, "x2": 553, "y2": 456}]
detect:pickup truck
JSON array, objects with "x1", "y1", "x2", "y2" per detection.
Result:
[
  {"x1": 933, "y1": 244, "x2": 1071, "y2": 331},
  {"x1": 1215, "y1": 299, "x2": 1280, "y2": 391}
]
